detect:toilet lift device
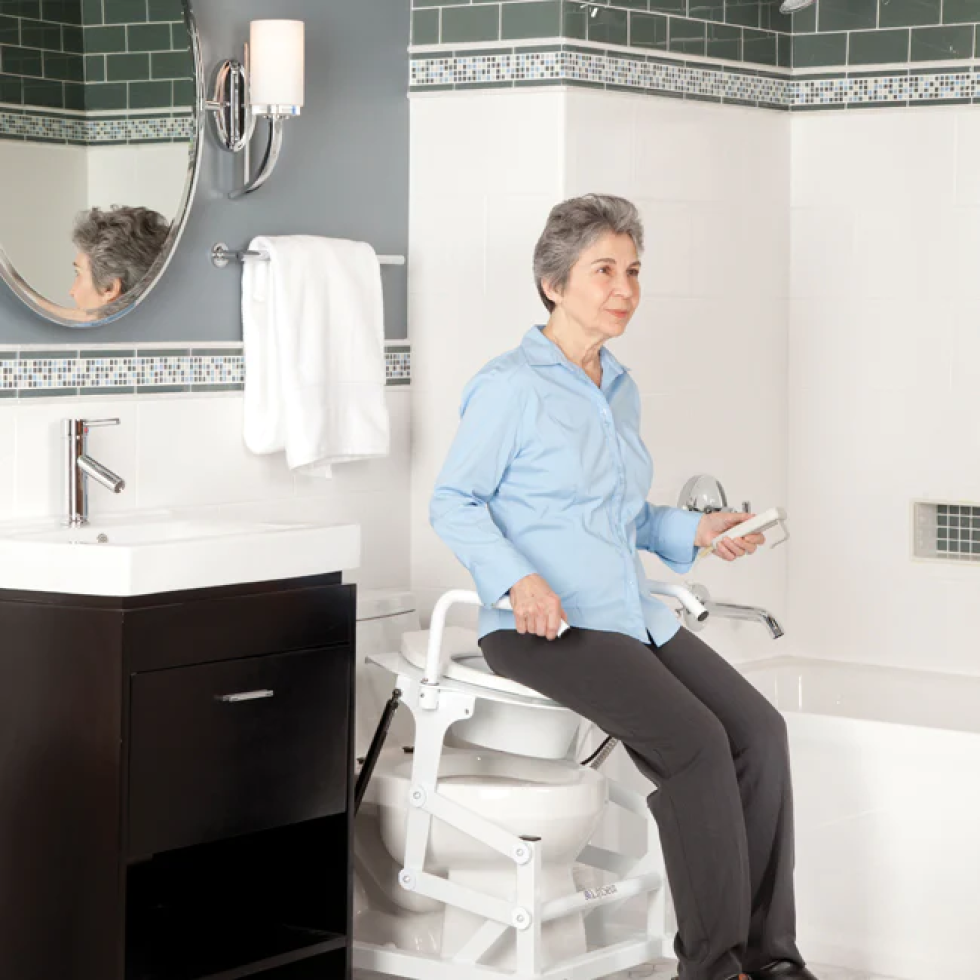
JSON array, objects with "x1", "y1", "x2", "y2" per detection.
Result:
[{"x1": 353, "y1": 583, "x2": 710, "y2": 980}]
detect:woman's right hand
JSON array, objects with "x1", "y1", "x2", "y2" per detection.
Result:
[{"x1": 508, "y1": 574, "x2": 567, "y2": 641}]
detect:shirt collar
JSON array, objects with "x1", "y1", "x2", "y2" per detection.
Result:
[{"x1": 521, "y1": 325, "x2": 630, "y2": 382}]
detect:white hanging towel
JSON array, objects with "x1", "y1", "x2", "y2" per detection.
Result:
[{"x1": 242, "y1": 235, "x2": 390, "y2": 476}]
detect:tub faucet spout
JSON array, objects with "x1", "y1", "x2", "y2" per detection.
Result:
[{"x1": 683, "y1": 583, "x2": 784, "y2": 639}]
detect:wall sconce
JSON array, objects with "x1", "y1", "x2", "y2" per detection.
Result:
[{"x1": 206, "y1": 20, "x2": 305, "y2": 198}]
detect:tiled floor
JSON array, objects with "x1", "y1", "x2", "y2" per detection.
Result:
[{"x1": 356, "y1": 962, "x2": 905, "y2": 980}]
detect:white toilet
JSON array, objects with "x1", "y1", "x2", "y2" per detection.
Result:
[{"x1": 353, "y1": 589, "x2": 609, "y2": 971}]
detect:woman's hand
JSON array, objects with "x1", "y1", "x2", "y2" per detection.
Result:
[
  {"x1": 509, "y1": 574, "x2": 568, "y2": 640},
  {"x1": 694, "y1": 512, "x2": 766, "y2": 562}
]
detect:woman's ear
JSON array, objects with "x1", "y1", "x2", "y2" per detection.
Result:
[
  {"x1": 541, "y1": 278, "x2": 562, "y2": 308},
  {"x1": 102, "y1": 278, "x2": 123, "y2": 303}
]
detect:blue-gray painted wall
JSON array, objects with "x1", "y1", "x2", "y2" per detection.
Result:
[{"x1": 0, "y1": 0, "x2": 410, "y2": 343}]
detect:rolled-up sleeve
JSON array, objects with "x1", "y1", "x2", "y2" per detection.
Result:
[
  {"x1": 634, "y1": 504, "x2": 701, "y2": 574},
  {"x1": 430, "y1": 369, "x2": 538, "y2": 607}
]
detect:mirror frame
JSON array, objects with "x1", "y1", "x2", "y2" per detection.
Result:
[{"x1": 0, "y1": 0, "x2": 206, "y2": 329}]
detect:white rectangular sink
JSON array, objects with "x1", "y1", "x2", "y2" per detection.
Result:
[{"x1": 0, "y1": 511, "x2": 361, "y2": 597}]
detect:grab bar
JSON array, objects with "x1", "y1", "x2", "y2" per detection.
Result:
[{"x1": 418, "y1": 582, "x2": 709, "y2": 709}]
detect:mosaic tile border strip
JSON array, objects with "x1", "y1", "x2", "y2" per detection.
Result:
[
  {"x1": 0, "y1": 345, "x2": 412, "y2": 399},
  {"x1": 0, "y1": 108, "x2": 194, "y2": 145},
  {"x1": 410, "y1": 45, "x2": 980, "y2": 110}
]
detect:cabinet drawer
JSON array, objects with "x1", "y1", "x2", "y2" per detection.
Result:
[
  {"x1": 124, "y1": 582, "x2": 354, "y2": 672},
  {"x1": 128, "y1": 647, "x2": 350, "y2": 857}
]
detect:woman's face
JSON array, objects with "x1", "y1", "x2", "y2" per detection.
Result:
[
  {"x1": 546, "y1": 231, "x2": 641, "y2": 340},
  {"x1": 70, "y1": 251, "x2": 121, "y2": 311}
]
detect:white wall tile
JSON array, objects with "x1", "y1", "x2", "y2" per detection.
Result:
[
  {"x1": 789, "y1": 107, "x2": 980, "y2": 677},
  {"x1": 0, "y1": 406, "x2": 16, "y2": 518},
  {"x1": 135, "y1": 395, "x2": 295, "y2": 510}
]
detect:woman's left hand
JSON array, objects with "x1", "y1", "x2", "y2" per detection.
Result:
[{"x1": 694, "y1": 512, "x2": 766, "y2": 562}]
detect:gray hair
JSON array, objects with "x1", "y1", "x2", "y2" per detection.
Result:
[
  {"x1": 72, "y1": 205, "x2": 171, "y2": 295},
  {"x1": 532, "y1": 194, "x2": 644, "y2": 312}
]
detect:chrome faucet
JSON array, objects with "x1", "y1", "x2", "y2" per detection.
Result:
[
  {"x1": 64, "y1": 418, "x2": 126, "y2": 526},
  {"x1": 683, "y1": 583, "x2": 784, "y2": 640}
]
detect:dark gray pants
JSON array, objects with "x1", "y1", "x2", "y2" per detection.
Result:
[{"x1": 479, "y1": 625, "x2": 806, "y2": 980}]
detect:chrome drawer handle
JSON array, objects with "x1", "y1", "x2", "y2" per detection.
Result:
[{"x1": 215, "y1": 689, "x2": 275, "y2": 703}]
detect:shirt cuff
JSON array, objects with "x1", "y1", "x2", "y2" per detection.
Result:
[
  {"x1": 656, "y1": 508, "x2": 702, "y2": 574},
  {"x1": 471, "y1": 551, "x2": 538, "y2": 608}
]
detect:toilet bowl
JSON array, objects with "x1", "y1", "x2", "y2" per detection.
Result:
[{"x1": 353, "y1": 590, "x2": 608, "y2": 970}]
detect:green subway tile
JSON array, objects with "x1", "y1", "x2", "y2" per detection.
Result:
[
  {"x1": 128, "y1": 78, "x2": 171, "y2": 108},
  {"x1": 706, "y1": 22, "x2": 740, "y2": 59},
  {"x1": 20, "y1": 19, "x2": 62, "y2": 50},
  {"x1": 848, "y1": 28, "x2": 910, "y2": 64},
  {"x1": 172, "y1": 76, "x2": 193, "y2": 104},
  {"x1": 128, "y1": 23, "x2": 173, "y2": 51},
  {"x1": 614, "y1": 0, "x2": 649, "y2": 9},
  {"x1": 668, "y1": 16, "x2": 705, "y2": 54},
  {"x1": 170, "y1": 22, "x2": 188, "y2": 49},
  {"x1": 793, "y1": 3, "x2": 816, "y2": 32},
  {"x1": 726, "y1": 0, "x2": 760, "y2": 29},
  {"x1": 760, "y1": 0, "x2": 793, "y2": 32},
  {"x1": 2, "y1": 45, "x2": 43, "y2": 76},
  {"x1": 792, "y1": 31, "x2": 846, "y2": 67},
  {"x1": 43, "y1": 51, "x2": 82, "y2": 81},
  {"x1": 818, "y1": 0, "x2": 876, "y2": 31},
  {"x1": 777, "y1": 31, "x2": 790, "y2": 65},
  {"x1": 588, "y1": 6, "x2": 627, "y2": 45},
  {"x1": 40, "y1": 0, "x2": 81, "y2": 25},
  {"x1": 63, "y1": 78, "x2": 82, "y2": 108},
  {"x1": 4, "y1": 2, "x2": 41, "y2": 18},
  {"x1": 107, "y1": 52, "x2": 149, "y2": 81},
  {"x1": 84, "y1": 80, "x2": 126, "y2": 109},
  {"x1": 649, "y1": 0, "x2": 684, "y2": 13},
  {"x1": 501, "y1": 1, "x2": 561, "y2": 41},
  {"x1": 442, "y1": 4, "x2": 499, "y2": 44},
  {"x1": 414, "y1": 0, "x2": 465, "y2": 6},
  {"x1": 104, "y1": 0, "x2": 146, "y2": 24},
  {"x1": 84, "y1": 52, "x2": 104, "y2": 80},
  {"x1": 411, "y1": 8, "x2": 439, "y2": 45},
  {"x1": 911, "y1": 24, "x2": 974, "y2": 59},
  {"x1": 689, "y1": 1, "x2": 725, "y2": 22},
  {"x1": 151, "y1": 49, "x2": 191, "y2": 78},
  {"x1": 0, "y1": 73, "x2": 22, "y2": 102},
  {"x1": 0, "y1": 16, "x2": 18, "y2": 45},
  {"x1": 147, "y1": 0, "x2": 182, "y2": 18},
  {"x1": 81, "y1": 0, "x2": 101, "y2": 24},
  {"x1": 944, "y1": 0, "x2": 980, "y2": 23},
  {"x1": 85, "y1": 25, "x2": 126, "y2": 53},
  {"x1": 879, "y1": 0, "x2": 941, "y2": 28},
  {"x1": 742, "y1": 27, "x2": 777, "y2": 65},
  {"x1": 62, "y1": 24, "x2": 82, "y2": 52},
  {"x1": 562, "y1": 2, "x2": 587, "y2": 40},
  {"x1": 22, "y1": 77, "x2": 62, "y2": 107},
  {"x1": 630, "y1": 10, "x2": 667, "y2": 48}
]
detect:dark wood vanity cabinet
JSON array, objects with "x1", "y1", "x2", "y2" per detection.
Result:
[{"x1": 0, "y1": 573, "x2": 356, "y2": 980}]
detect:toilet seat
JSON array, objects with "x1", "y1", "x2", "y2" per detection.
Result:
[{"x1": 400, "y1": 627, "x2": 558, "y2": 704}]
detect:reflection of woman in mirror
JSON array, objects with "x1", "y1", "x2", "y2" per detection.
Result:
[
  {"x1": 30, "y1": 205, "x2": 171, "y2": 322},
  {"x1": 69, "y1": 205, "x2": 171, "y2": 315}
]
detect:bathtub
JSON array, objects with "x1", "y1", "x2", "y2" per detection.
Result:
[{"x1": 739, "y1": 655, "x2": 980, "y2": 980}]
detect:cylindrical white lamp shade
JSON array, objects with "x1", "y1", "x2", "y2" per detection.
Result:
[{"x1": 249, "y1": 20, "x2": 305, "y2": 108}]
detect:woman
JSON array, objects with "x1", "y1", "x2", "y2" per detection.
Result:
[{"x1": 430, "y1": 195, "x2": 816, "y2": 980}]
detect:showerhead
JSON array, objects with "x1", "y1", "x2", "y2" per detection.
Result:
[{"x1": 779, "y1": 0, "x2": 816, "y2": 12}]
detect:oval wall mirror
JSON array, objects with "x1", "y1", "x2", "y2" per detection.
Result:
[{"x1": 0, "y1": 0, "x2": 203, "y2": 328}]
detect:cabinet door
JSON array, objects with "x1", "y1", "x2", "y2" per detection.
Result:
[{"x1": 128, "y1": 647, "x2": 349, "y2": 857}]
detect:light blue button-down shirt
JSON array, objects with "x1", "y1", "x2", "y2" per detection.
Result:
[{"x1": 430, "y1": 325, "x2": 702, "y2": 645}]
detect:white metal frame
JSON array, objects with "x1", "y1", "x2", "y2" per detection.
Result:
[{"x1": 354, "y1": 584, "x2": 707, "y2": 980}]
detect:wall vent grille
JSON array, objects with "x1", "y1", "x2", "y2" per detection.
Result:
[{"x1": 913, "y1": 501, "x2": 980, "y2": 562}]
